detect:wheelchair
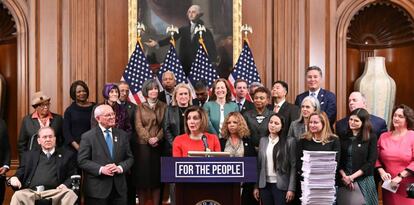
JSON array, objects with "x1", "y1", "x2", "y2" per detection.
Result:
[{"x1": 6, "y1": 174, "x2": 81, "y2": 205}]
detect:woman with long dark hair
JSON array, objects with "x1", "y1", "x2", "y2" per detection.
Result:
[
  {"x1": 254, "y1": 113, "x2": 296, "y2": 205},
  {"x1": 337, "y1": 108, "x2": 378, "y2": 205}
]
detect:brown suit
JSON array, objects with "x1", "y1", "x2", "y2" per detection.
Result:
[{"x1": 135, "y1": 101, "x2": 167, "y2": 144}]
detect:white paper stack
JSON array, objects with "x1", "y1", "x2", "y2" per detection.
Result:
[{"x1": 300, "y1": 150, "x2": 337, "y2": 205}]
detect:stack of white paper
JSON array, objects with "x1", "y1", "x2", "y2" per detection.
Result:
[{"x1": 300, "y1": 150, "x2": 337, "y2": 205}]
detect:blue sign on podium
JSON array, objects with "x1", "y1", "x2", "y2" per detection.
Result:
[{"x1": 161, "y1": 157, "x2": 257, "y2": 183}]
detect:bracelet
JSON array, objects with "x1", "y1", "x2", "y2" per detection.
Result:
[{"x1": 398, "y1": 173, "x2": 405, "y2": 178}]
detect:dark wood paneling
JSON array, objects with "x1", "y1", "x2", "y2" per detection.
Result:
[
  {"x1": 243, "y1": 0, "x2": 270, "y2": 86},
  {"x1": 104, "y1": 0, "x2": 128, "y2": 85},
  {"x1": 375, "y1": 45, "x2": 414, "y2": 109},
  {"x1": 0, "y1": 41, "x2": 18, "y2": 163},
  {"x1": 346, "y1": 45, "x2": 414, "y2": 113},
  {"x1": 345, "y1": 47, "x2": 361, "y2": 113}
]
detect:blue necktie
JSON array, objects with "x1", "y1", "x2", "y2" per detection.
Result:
[{"x1": 104, "y1": 129, "x2": 113, "y2": 159}]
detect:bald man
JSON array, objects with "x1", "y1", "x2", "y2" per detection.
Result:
[
  {"x1": 335, "y1": 91, "x2": 387, "y2": 138},
  {"x1": 145, "y1": 5, "x2": 217, "y2": 76},
  {"x1": 78, "y1": 104, "x2": 133, "y2": 205}
]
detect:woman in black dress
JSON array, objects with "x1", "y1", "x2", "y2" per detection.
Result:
[{"x1": 63, "y1": 80, "x2": 95, "y2": 153}]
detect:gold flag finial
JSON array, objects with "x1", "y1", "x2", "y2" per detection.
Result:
[
  {"x1": 241, "y1": 24, "x2": 253, "y2": 43},
  {"x1": 195, "y1": 25, "x2": 208, "y2": 54},
  {"x1": 166, "y1": 25, "x2": 179, "y2": 47},
  {"x1": 136, "y1": 22, "x2": 146, "y2": 48}
]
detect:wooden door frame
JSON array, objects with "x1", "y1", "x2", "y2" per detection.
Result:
[
  {"x1": 336, "y1": 0, "x2": 414, "y2": 118},
  {"x1": 2, "y1": 0, "x2": 30, "y2": 165}
]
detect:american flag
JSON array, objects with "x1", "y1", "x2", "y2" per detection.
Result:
[
  {"x1": 188, "y1": 44, "x2": 219, "y2": 88},
  {"x1": 157, "y1": 44, "x2": 187, "y2": 84},
  {"x1": 228, "y1": 40, "x2": 262, "y2": 101},
  {"x1": 122, "y1": 40, "x2": 153, "y2": 104}
]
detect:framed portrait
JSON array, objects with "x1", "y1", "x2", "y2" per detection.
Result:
[{"x1": 128, "y1": 0, "x2": 242, "y2": 78}]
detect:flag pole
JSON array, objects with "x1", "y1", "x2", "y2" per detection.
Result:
[{"x1": 195, "y1": 25, "x2": 208, "y2": 55}]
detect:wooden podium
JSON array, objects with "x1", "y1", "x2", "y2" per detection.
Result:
[{"x1": 161, "y1": 157, "x2": 257, "y2": 205}]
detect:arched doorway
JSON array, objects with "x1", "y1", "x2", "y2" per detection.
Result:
[
  {"x1": 0, "y1": 2, "x2": 18, "y2": 162},
  {"x1": 336, "y1": 0, "x2": 414, "y2": 117},
  {"x1": 346, "y1": 2, "x2": 414, "y2": 111},
  {"x1": 1, "y1": 0, "x2": 30, "y2": 170}
]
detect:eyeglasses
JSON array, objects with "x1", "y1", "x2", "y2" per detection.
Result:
[
  {"x1": 102, "y1": 112, "x2": 116, "y2": 118},
  {"x1": 37, "y1": 103, "x2": 50, "y2": 108}
]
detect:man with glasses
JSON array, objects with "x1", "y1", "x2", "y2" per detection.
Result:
[
  {"x1": 17, "y1": 91, "x2": 63, "y2": 161},
  {"x1": 78, "y1": 104, "x2": 134, "y2": 204},
  {"x1": 9, "y1": 126, "x2": 78, "y2": 205}
]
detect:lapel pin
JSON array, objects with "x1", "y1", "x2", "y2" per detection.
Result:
[
  {"x1": 58, "y1": 154, "x2": 62, "y2": 158},
  {"x1": 358, "y1": 144, "x2": 361, "y2": 147}
]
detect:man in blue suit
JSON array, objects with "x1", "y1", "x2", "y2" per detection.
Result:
[
  {"x1": 295, "y1": 66, "x2": 337, "y2": 126},
  {"x1": 335, "y1": 91, "x2": 387, "y2": 138}
]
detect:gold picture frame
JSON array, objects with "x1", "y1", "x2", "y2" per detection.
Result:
[{"x1": 128, "y1": 0, "x2": 242, "y2": 66}]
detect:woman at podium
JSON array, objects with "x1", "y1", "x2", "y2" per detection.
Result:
[
  {"x1": 220, "y1": 112, "x2": 257, "y2": 205},
  {"x1": 173, "y1": 106, "x2": 221, "y2": 157},
  {"x1": 254, "y1": 113, "x2": 297, "y2": 205}
]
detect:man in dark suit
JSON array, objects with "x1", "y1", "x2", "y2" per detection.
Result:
[
  {"x1": 0, "y1": 119, "x2": 10, "y2": 204},
  {"x1": 9, "y1": 126, "x2": 77, "y2": 204},
  {"x1": 269, "y1": 81, "x2": 300, "y2": 136},
  {"x1": 192, "y1": 80, "x2": 209, "y2": 107},
  {"x1": 78, "y1": 104, "x2": 134, "y2": 205},
  {"x1": 118, "y1": 81, "x2": 138, "y2": 205},
  {"x1": 158, "y1": 71, "x2": 176, "y2": 105},
  {"x1": 295, "y1": 66, "x2": 337, "y2": 127},
  {"x1": 146, "y1": 5, "x2": 217, "y2": 76},
  {"x1": 233, "y1": 79, "x2": 255, "y2": 113},
  {"x1": 335, "y1": 91, "x2": 387, "y2": 138}
]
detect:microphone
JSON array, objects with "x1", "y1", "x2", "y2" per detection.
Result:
[{"x1": 201, "y1": 135, "x2": 209, "y2": 152}]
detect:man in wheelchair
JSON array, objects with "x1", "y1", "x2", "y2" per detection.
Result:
[{"x1": 8, "y1": 126, "x2": 78, "y2": 205}]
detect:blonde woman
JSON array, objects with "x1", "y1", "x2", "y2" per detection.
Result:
[
  {"x1": 295, "y1": 112, "x2": 340, "y2": 204},
  {"x1": 163, "y1": 83, "x2": 193, "y2": 156}
]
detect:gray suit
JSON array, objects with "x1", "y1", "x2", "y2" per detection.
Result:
[
  {"x1": 257, "y1": 137, "x2": 296, "y2": 191},
  {"x1": 78, "y1": 127, "x2": 134, "y2": 200}
]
